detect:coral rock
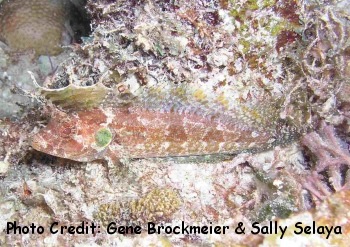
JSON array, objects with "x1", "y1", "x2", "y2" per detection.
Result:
[
  {"x1": 0, "y1": 0, "x2": 72, "y2": 55},
  {"x1": 95, "y1": 188, "x2": 181, "y2": 227}
]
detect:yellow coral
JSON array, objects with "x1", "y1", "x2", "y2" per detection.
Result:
[
  {"x1": 95, "y1": 188, "x2": 181, "y2": 227},
  {"x1": 95, "y1": 203, "x2": 123, "y2": 228},
  {"x1": 129, "y1": 188, "x2": 181, "y2": 222}
]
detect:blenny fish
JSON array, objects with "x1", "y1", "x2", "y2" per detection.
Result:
[{"x1": 31, "y1": 84, "x2": 300, "y2": 162}]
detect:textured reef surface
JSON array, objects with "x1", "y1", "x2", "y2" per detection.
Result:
[
  {"x1": 0, "y1": 0, "x2": 72, "y2": 55},
  {"x1": 0, "y1": 0, "x2": 350, "y2": 246}
]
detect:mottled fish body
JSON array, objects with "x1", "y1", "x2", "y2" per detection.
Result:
[{"x1": 31, "y1": 105, "x2": 298, "y2": 162}]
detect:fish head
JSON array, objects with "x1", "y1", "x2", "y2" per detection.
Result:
[{"x1": 31, "y1": 109, "x2": 114, "y2": 162}]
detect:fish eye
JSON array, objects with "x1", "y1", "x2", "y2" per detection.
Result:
[{"x1": 95, "y1": 128, "x2": 113, "y2": 148}]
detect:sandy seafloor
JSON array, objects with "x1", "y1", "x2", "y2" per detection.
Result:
[{"x1": 1, "y1": 0, "x2": 350, "y2": 246}]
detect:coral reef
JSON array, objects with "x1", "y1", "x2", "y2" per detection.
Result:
[
  {"x1": 129, "y1": 188, "x2": 181, "y2": 223},
  {"x1": 0, "y1": 0, "x2": 72, "y2": 55},
  {"x1": 0, "y1": 0, "x2": 91, "y2": 117},
  {"x1": 300, "y1": 121, "x2": 350, "y2": 202},
  {"x1": 95, "y1": 188, "x2": 181, "y2": 227},
  {"x1": 286, "y1": 0, "x2": 350, "y2": 125},
  {"x1": 0, "y1": 0, "x2": 90, "y2": 56},
  {"x1": 29, "y1": 0, "x2": 314, "y2": 162},
  {"x1": 302, "y1": 122, "x2": 350, "y2": 172},
  {"x1": 262, "y1": 190, "x2": 350, "y2": 246},
  {"x1": 0, "y1": 116, "x2": 37, "y2": 167}
]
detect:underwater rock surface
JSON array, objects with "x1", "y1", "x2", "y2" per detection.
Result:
[{"x1": 0, "y1": 0, "x2": 73, "y2": 55}]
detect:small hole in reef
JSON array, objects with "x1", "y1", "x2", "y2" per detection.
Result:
[{"x1": 66, "y1": 0, "x2": 92, "y2": 44}]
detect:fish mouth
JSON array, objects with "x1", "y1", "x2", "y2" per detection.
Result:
[
  {"x1": 31, "y1": 133, "x2": 96, "y2": 162},
  {"x1": 64, "y1": 150, "x2": 97, "y2": 162},
  {"x1": 31, "y1": 134, "x2": 49, "y2": 152}
]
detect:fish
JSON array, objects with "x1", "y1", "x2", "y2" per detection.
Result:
[{"x1": 31, "y1": 99, "x2": 300, "y2": 162}]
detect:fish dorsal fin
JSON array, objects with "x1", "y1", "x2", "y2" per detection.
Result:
[
  {"x1": 130, "y1": 81, "x2": 285, "y2": 132},
  {"x1": 39, "y1": 83, "x2": 110, "y2": 110},
  {"x1": 30, "y1": 71, "x2": 135, "y2": 110}
]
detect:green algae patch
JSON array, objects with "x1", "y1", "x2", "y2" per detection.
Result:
[{"x1": 95, "y1": 128, "x2": 113, "y2": 148}]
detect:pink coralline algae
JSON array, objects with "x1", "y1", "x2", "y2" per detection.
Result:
[
  {"x1": 301, "y1": 121, "x2": 350, "y2": 200},
  {"x1": 302, "y1": 122, "x2": 350, "y2": 172}
]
